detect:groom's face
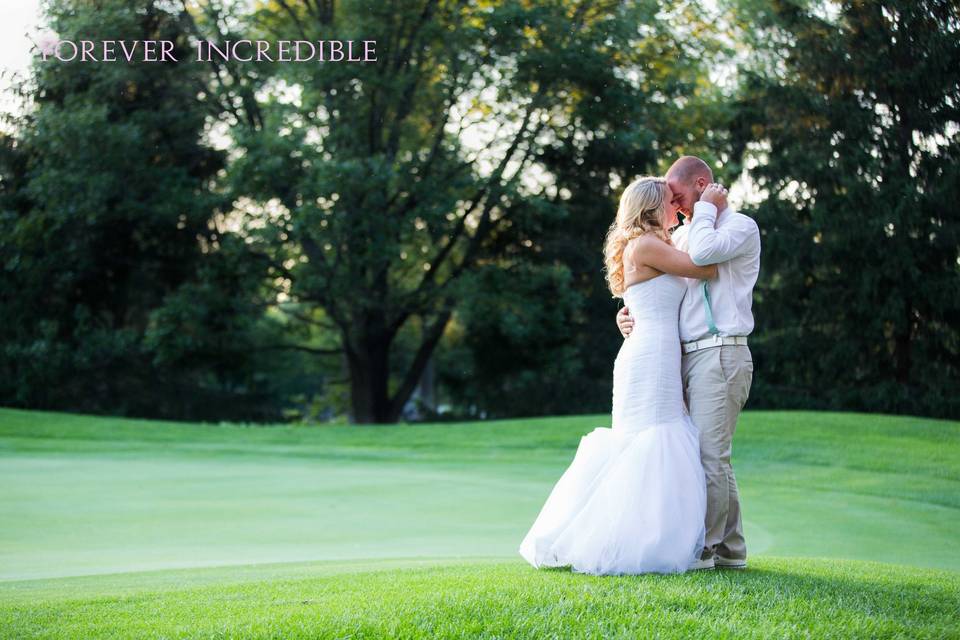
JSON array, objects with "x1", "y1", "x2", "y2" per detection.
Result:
[{"x1": 665, "y1": 174, "x2": 706, "y2": 218}]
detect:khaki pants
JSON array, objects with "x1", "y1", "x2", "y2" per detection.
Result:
[{"x1": 681, "y1": 344, "x2": 753, "y2": 560}]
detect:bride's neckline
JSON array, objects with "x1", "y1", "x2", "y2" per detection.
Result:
[{"x1": 623, "y1": 273, "x2": 667, "y2": 293}]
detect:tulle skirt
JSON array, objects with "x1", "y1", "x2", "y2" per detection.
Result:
[{"x1": 518, "y1": 417, "x2": 706, "y2": 575}]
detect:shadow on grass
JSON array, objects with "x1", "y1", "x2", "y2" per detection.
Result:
[{"x1": 516, "y1": 557, "x2": 958, "y2": 636}]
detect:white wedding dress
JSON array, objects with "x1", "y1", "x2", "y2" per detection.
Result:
[{"x1": 518, "y1": 274, "x2": 707, "y2": 575}]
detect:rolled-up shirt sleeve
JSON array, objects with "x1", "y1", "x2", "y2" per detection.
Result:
[{"x1": 688, "y1": 201, "x2": 759, "y2": 266}]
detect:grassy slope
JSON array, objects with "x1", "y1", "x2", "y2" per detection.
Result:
[
  {"x1": 0, "y1": 408, "x2": 958, "y2": 637},
  {"x1": 0, "y1": 558, "x2": 957, "y2": 639}
]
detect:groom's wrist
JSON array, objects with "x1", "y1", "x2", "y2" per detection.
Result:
[{"x1": 693, "y1": 200, "x2": 718, "y2": 219}]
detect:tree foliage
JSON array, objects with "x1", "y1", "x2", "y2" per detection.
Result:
[
  {"x1": 0, "y1": 0, "x2": 280, "y2": 420},
  {"x1": 5, "y1": 0, "x2": 951, "y2": 423},
  {"x1": 205, "y1": 0, "x2": 730, "y2": 422},
  {"x1": 731, "y1": 0, "x2": 960, "y2": 417}
]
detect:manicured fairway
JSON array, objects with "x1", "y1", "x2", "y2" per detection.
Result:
[
  {"x1": 0, "y1": 408, "x2": 958, "y2": 638},
  {"x1": 1, "y1": 408, "x2": 957, "y2": 580}
]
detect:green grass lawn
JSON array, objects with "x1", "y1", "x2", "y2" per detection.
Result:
[{"x1": 1, "y1": 408, "x2": 958, "y2": 638}]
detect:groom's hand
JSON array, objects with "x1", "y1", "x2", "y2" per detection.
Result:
[
  {"x1": 617, "y1": 306, "x2": 633, "y2": 338},
  {"x1": 700, "y1": 182, "x2": 728, "y2": 211}
]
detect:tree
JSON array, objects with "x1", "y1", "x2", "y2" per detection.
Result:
[
  {"x1": 191, "y1": 0, "x2": 732, "y2": 423},
  {"x1": 731, "y1": 0, "x2": 960, "y2": 417},
  {"x1": 0, "y1": 0, "x2": 276, "y2": 420}
]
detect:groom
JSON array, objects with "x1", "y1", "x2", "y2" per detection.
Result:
[{"x1": 616, "y1": 156, "x2": 761, "y2": 570}]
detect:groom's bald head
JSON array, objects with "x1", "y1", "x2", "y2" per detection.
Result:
[
  {"x1": 668, "y1": 156, "x2": 713, "y2": 184},
  {"x1": 666, "y1": 156, "x2": 713, "y2": 216}
]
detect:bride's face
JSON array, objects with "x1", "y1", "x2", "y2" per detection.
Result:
[{"x1": 662, "y1": 184, "x2": 680, "y2": 229}]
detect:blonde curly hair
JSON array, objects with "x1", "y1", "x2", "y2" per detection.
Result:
[{"x1": 603, "y1": 176, "x2": 671, "y2": 298}]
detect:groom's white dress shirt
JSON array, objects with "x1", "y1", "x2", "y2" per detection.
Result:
[{"x1": 671, "y1": 201, "x2": 761, "y2": 344}]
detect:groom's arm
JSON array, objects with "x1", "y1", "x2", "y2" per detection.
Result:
[{"x1": 687, "y1": 201, "x2": 759, "y2": 266}]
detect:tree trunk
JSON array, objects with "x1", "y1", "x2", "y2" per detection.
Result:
[
  {"x1": 894, "y1": 304, "x2": 913, "y2": 385},
  {"x1": 346, "y1": 340, "x2": 393, "y2": 424},
  {"x1": 419, "y1": 356, "x2": 436, "y2": 411},
  {"x1": 345, "y1": 308, "x2": 452, "y2": 424}
]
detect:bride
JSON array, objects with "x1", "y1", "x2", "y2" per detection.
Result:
[{"x1": 518, "y1": 176, "x2": 717, "y2": 575}]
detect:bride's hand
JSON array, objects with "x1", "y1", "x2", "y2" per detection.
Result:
[
  {"x1": 617, "y1": 306, "x2": 633, "y2": 338},
  {"x1": 700, "y1": 182, "x2": 728, "y2": 212}
]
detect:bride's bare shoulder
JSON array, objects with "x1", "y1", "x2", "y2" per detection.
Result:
[{"x1": 628, "y1": 234, "x2": 667, "y2": 256}]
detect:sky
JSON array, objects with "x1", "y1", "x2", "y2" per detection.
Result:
[
  {"x1": 0, "y1": 0, "x2": 41, "y2": 73},
  {"x1": 0, "y1": 0, "x2": 43, "y2": 116},
  {"x1": 0, "y1": 0, "x2": 40, "y2": 71}
]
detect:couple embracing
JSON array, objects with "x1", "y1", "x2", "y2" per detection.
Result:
[{"x1": 519, "y1": 156, "x2": 761, "y2": 575}]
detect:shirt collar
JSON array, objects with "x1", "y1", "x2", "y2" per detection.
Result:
[{"x1": 683, "y1": 204, "x2": 732, "y2": 224}]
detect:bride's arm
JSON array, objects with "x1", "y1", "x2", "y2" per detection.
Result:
[{"x1": 630, "y1": 236, "x2": 718, "y2": 280}]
